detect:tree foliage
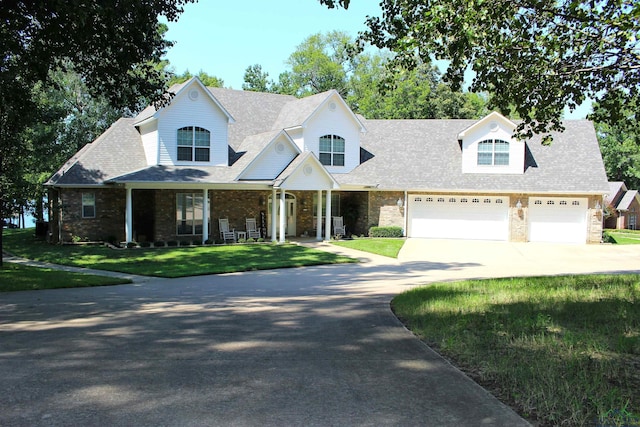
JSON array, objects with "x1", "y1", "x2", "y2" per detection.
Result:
[
  {"x1": 169, "y1": 69, "x2": 225, "y2": 87},
  {"x1": 0, "y1": 0, "x2": 193, "y2": 264},
  {"x1": 320, "y1": 0, "x2": 640, "y2": 142},
  {"x1": 244, "y1": 31, "x2": 487, "y2": 120},
  {"x1": 593, "y1": 98, "x2": 640, "y2": 189},
  {"x1": 285, "y1": 31, "x2": 353, "y2": 98},
  {"x1": 243, "y1": 64, "x2": 272, "y2": 92}
]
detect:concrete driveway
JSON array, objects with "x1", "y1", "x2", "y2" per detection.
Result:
[{"x1": 1, "y1": 239, "x2": 639, "y2": 426}]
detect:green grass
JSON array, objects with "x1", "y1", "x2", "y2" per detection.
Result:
[
  {"x1": 331, "y1": 238, "x2": 405, "y2": 258},
  {"x1": 604, "y1": 229, "x2": 640, "y2": 245},
  {"x1": 0, "y1": 263, "x2": 131, "y2": 292},
  {"x1": 392, "y1": 275, "x2": 640, "y2": 426},
  {"x1": 3, "y1": 228, "x2": 357, "y2": 278}
]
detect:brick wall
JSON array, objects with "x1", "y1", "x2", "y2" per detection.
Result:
[
  {"x1": 52, "y1": 187, "x2": 604, "y2": 244},
  {"x1": 59, "y1": 188, "x2": 125, "y2": 242}
]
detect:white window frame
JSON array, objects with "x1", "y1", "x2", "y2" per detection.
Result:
[
  {"x1": 176, "y1": 193, "x2": 210, "y2": 235},
  {"x1": 477, "y1": 139, "x2": 510, "y2": 166},
  {"x1": 177, "y1": 126, "x2": 211, "y2": 162},
  {"x1": 319, "y1": 134, "x2": 345, "y2": 166},
  {"x1": 82, "y1": 193, "x2": 96, "y2": 218}
]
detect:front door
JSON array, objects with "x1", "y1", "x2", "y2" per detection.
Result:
[{"x1": 268, "y1": 193, "x2": 296, "y2": 237}]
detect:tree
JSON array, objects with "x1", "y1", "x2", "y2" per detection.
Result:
[
  {"x1": 319, "y1": 0, "x2": 640, "y2": 142},
  {"x1": 169, "y1": 69, "x2": 225, "y2": 87},
  {"x1": 285, "y1": 31, "x2": 353, "y2": 98},
  {"x1": 0, "y1": 0, "x2": 193, "y2": 266},
  {"x1": 249, "y1": 31, "x2": 487, "y2": 119},
  {"x1": 593, "y1": 98, "x2": 640, "y2": 189},
  {"x1": 348, "y1": 54, "x2": 488, "y2": 120},
  {"x1": 243, "y1": 64, "x2": 272, "y2": 92}
]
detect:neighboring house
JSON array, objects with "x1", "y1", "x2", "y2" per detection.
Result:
[
  {"x1": 605, "y1": 182, "x2": 640, "y2": 230},
  {"x1": 46, "y1": 77, "x2": 609, "y2": 245}
]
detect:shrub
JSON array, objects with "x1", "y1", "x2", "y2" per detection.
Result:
[
  {"x1": 140, "y1": 241, "x2": 151, "y2": 248},
  {"x1": 237, "y1": 238, "x2": 247, "y2": 244},
  {"x1": 179, "y1": 240, "x2": 190, "y2": 246},
  {"x1": 204, "y1": 239, "x2": 214, "y2": 245},
  {"x1": 126, "y1": 242, "x2": 138, "y2": 249},
  {"x1": 153, "y1": 241, "x2": 165, "y2": 247},
  {"x1": 369, "y1": 226, "x2": 403, "y2": 238},
  {"x1": 257, "y1": 237, "x2": 265, "y2": 242},
  {"x1": 167, "y1": 240, "x2": 178, "y2": 247}
]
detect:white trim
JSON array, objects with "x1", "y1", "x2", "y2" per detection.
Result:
[{"x1": 125, "y1": 188, "x2": 133, "y2": 242}]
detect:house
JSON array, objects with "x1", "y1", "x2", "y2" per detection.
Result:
[
  {"x1": 605, "y1": 182, "x2": 639, "y2": 230},
  {"x1": 46, "y1": 77, "x2": 609, "y2": 245}
]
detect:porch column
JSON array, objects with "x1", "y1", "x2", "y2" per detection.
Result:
[
  {"x1": 202, "y1": 189, "x2": 209, "y2": 243},
  {"x1": 271, "y1": 188, "x2": 277, "y2": 242},
  {"x1": 279, "y1": 189, "x2": 286, "y2": 243},
  {"x1": 324, "y1": 189, "x2": 332, "y2": 241},
  {"x1": 316, "y1": 190, "x2": 323, "y2": 241},
  {"x1": 403, "y1": 190, "x2": 408, "y2": 237},
  {"x1": 125, "y1": 187, "x2": 133, "y2": 242}
]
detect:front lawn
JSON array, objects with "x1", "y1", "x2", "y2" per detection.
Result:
[
  {"x1": 604, "y1": 229, "x2": 640, "y2": 244},
  {"x1": 3, "y1": 228, "x2": 357, "y2": 278},
  {"x1": 331, "y1": 238, "x2": 405, "y2": 258},
  {"x1": 392, "y1": 274, "x2": 640, "y2": 426},
  {"x1": 0, "y1": 263, "x2": 131, "y2": 292}
]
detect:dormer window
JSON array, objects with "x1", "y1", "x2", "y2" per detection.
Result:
[
  {"x1": 319, "y1": 134, "x2": 345, "y2": 166},
  {"x1": 177, "y1": 126, "x2": 210, "y2": 162},
  {"x1": 477, "y1": 139, "x2": 509, "y2": 166}
]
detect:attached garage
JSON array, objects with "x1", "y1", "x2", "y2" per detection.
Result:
[
  {"x1": 528, "y1": 197, "x2": 588, "y2": 243},
  {"x1": 408, "y1": 195, "x2": 509, "y2": 240}
]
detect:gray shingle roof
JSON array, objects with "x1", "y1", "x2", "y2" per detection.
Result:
[
  {"x1": 208, "y1": 88, "x2": 295, "y2": 148},
  {"x1": 47, "y1": 118, "x2": 147, "y2": 186},
  {"x1": 47, "y1": 80, "x2": 609, "y2": 195},
  {"x1": 617, "y1": 190, "x2": 639, "y2": 210},
  {"x1": 107, "y1": 165, "x2": 239, "y2": 184},
  {"x1": 336, "y1": 119, "x2": 610, "y2": 194},
  {"x1": 271, "y1": 90, "x2": 335, "y2": 130}
]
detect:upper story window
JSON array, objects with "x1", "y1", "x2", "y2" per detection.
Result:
[
  {"x1": 177, "y1": 126, "x2": 210, "y2": 162},
  {"x1": 319, "y1": 134, "x2": 345, "y2": 166},
  {"x1": 477, "y1": 139, "x2": 509, "y2": 166}
]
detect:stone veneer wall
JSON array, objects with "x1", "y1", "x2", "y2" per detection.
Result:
[
  {"x1": 587, "y1": 195, "x2": 605, "y2": 244},
  {"x1": 367, "y1": 191, "x2": 405, "y2": 234}
]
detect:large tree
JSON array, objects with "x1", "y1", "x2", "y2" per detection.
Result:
[
  {"x1": 0, "y1": 0, "x2": 193, "y2": 265},
  {"x1": 285, "y1": 31, "x2": 353, "y2": 98},
  {"x1": 245, "y1": 32, "x2": 487, "y2": 119},
  {"x1": 593, "y1": 98, "x2": 640, "y2": 189},
  {"x1": 320, "y1": 0, "x2": 640, "y2": 142}
]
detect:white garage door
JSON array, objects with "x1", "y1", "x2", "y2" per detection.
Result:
[
  {"x1": 408, "y1": 195, "x2": 509, "y2": 240},
  {"x1": 528, "y1": 197, "x2": 587, "y2": 243}
]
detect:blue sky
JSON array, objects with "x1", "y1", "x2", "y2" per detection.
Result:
[
  {"x1": 163, "y1": 0, "x2": 381, "y2": 89},
  {"x1": 163, "y1": 1, "x2": 590, "y2": 118}
]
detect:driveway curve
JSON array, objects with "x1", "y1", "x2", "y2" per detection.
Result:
[{"x1": 2, "y1": 239, "x2": 639, "y2": 426}]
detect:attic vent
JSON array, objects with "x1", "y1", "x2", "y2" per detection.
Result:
[
  {"x1": 303, "y1": 165, "x2": 313, "y2": 176},
  {"x1": 489, "y1": 121, "x2": 499, "y2": 132},
  {"x1": 275, "y1": 143, "x2": 285, "y2": 154},
  {"x1": 329, "y1": 102, "x2": 337, "y2": 111},
  {"x1": 188, "y1": 89, "x2": 199, "y2": 101}
]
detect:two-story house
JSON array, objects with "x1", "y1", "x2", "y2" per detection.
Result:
[{"x1": 46, "y1": 77, "x2": 609, "y2": 245}]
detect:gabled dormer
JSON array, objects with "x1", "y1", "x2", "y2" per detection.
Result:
[
  {"x1": 274, "y1": 90, "x2": 366, "y2": 174},
  {"x1": 134, "y1": 77, "x2": 235, "y2": 167},
  {"x1": 458, "y1": 112, "x2": 525, "y2": 174},
  {"x1": 235, "y1": 130, "x2": 300, "y2": 181}
]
